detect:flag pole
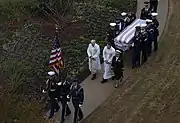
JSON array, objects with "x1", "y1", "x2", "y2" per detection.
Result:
[{"x1": 55, "y1": 24, "x2": 62, "y2": 82}]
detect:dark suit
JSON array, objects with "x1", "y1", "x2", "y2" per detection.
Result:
[
  {"x1": 150, "y1": 0, "x2": 158, "y2": 12},
  {"x1": 112, "y1": 56, "x2": 124, "y2": 80}
]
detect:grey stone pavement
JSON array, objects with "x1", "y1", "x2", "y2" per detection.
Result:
[{"x1": 46, "y1": 0, "x2": 169, "y2": 123}]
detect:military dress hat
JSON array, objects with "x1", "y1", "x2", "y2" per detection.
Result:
[
  {"x1": 151, "y1": 13, "x2": 158, "y2": 16},
  {"x1": 110, "y1": 23, "x2": 116, "y2": 27},
  {"x1": 144, "y1": 1, "x2": 149, "y2": 4},
  {"x1": 121, "y1": 12, "x2": 127, "y2": 16},
  {"x1": 146, "y1": 19, "x2": 153, "y2": 23},
  {"x1": 141, "y1": 23, "x2": 147, "y2": 27},
  {"x1": 91, "y1": 39, "x2": 96, "y2": 43},
  {"x1": 48, "y1": 71, "x2": 55, "y2": 76},
  {"x1": 116, "y1": 50, "x2": 122, "y2": 54}
]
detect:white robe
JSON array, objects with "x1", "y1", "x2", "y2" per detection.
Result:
[
  {"x1": 103, "y1": 46, "x2": 116, "y2": 79},
  {"x1": 87, "y1": 43, "x2": 101, "y2": 74}
]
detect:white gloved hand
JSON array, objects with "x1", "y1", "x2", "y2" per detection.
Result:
[
  {"x1": 67, "y1": 102, "x2": 70, "y2": 104},
  {"x1": 57, "y1": 82, "x2": 62, "y2": 86},
  {"x1": 55, "y1": 98, "x2": 58, "y2": 100},
  {"x1": 42, "y1": 90, "x2": 46, "y2": 93},
  {"x1": 67, "y1": 95, "x2": 70, "y2": 99},
  {"x1": 79, "y1": 104, "x2": 82, "y2": 107}
]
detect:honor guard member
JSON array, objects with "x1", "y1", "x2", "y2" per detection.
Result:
[
  {"x1": 87, "y1": 40, "x2": 101, "y2": 80},
  {"x1": 140, "y1": 24, "x2": 148, "y2": 65},
  {"x1": 151, "y1": 13, "x2": 159, "y2": 28},
  {"x1": 101, "y1": 42, "x2": 116, "y2": 83},
  {"x1": 57, "y1": 80, "x2": 72, "y2": 123},
  {"x1": 115, "y1": 16, "x2": 122, "y2": 34},
  {"x1": 112, "y1": 50, "x2": 124, "y2": 88},
  {"x1": 146, "y1": 19, "x2": 154, "y2": 56},
  {"x1": 108, "y1": 23, "x2": 117, "y2": 48},
  {"x1": 67, "y1": 79, "x2": 84, "y2": 123},
  {"x1": 140, "y1": 1, "x2": 152, "y2": 20},
  {"x1": 121, "y1": 12, "x2": 128, "y2": 29},
  {"x1": 152, "y1": 20, "x2": 159, "y2": 52},
  {"x1": 150, "y1": 0, "x2": 159, "y2": 12},
  {"x1": 128, "y1": 12, "x2": 136, "y2": 24},
  {"x1": 132, "y1": 25, "x2": 141, "y2": 68},
  {"x1": 44, "y1": 71, "x2": 60, "y2": 119}
]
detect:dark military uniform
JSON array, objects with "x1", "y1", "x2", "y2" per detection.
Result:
[
  {"x1": 68, "y1": 82, "x2": 84, "y2": 123},
  {"x1": 146, "y1": 23, "x2": 154, "y2": 56},
  {"x1": 153, "y1": 24, "x2": 159, "y2": 51},
  {"x1": 48, "y1": 81, "x2": 60, "y2": 119},
  {"x1": 107, "y1": 28, "x2": 116, "y2": 48},
  {"x1": 140, "y1": 29, "x2": 148, "y2": 64},
  {"x1": 150, "y1": 0, "x2": 158, "y2": 12},
  {"x1": 132, "y1": 27, "x2": 141, "y2": 68},
  {"x1": 57, "y1": 81, "x2": 71, "y2": 123},
  {"x1": 152, "y1": 18, "x2": 159, "y2": 28},
  {"x1": 128, "y1": 12, "x2": 136, "y2": 24},
  {"x1": 112, "y1": 53, "x2": 124, "y2": 88},
  {"x1": 115, "y1": 16, "x2": 121, "y2": 35}
]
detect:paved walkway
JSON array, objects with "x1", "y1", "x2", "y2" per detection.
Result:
[{"x1": 47, "y1": 0, "x2": 169, "y2": 123}]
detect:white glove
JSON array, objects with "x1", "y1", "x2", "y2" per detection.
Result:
[
  {"x1": 67, "y1": 95, "x2": 70, "y2": 99},
  {"x1": 57, "y1": 82, "x2": 62, "y2": 86},
  {"x1": 67, "y1": 102, "x2": 70, "y2": 104},
  {"x1": 79, "y1": 104, "x2": 82, "y2": 107},
  {"x1": 42, "y1": 90, "x2": 46, "y2": 93},
  {"x1": 55, "y1": 98, "x2": 58, "y2": 100}
]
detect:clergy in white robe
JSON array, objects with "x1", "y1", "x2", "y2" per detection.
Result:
[
  {"x1": 87, "y1": 40, "x2": 101, "y2": 80},
  {"x1": 101, "y1": 43, "x2": 116, "y2": 83}
]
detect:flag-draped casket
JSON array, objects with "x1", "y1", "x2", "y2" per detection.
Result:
[{"x1": 114, "y1": 19, "x2": 146, "y2": 51}]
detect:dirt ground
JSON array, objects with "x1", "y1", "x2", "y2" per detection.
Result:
[{"x1": 82, "y1": 0, "x2": 180, "y2": 123}]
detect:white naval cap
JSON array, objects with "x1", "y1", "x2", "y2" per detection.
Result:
[
  {"x1": 110, "y1": 23, "x2": 116, "y2": 27},
  {"x1": 91, "y1": 39, "x2": 96, "y2": 43},
  {"x1": 116, "y1": 50, "x2": 122, "y2": 54},
  {"x1": 48, "y1": 71, "x2": 55, "y2": 76},
  {"x1": 151, "y1": 13, "x2": 158, "y2": 16},
  {"x1": 121, "y1": 12, "x2": 127, "y2": 16},
  {"x1": 141, "y1": 23, "x2": 147, "y2": 27},
  {"x1": 146, "y1": 19, "x2": 153, "y2": 23}
]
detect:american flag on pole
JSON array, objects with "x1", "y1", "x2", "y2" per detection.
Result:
[{"x1": 49, "y1": 35, "x2": 64, "y2": 74}]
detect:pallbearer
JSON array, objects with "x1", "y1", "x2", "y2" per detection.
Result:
[
  {"x1": 87, "y1": 40, "x2": 101, "y2": 80},
  {"x1": 146, "y1": 19, "x2": 154, "y2": 56},
  {"x1": 107, "y1": 23, "x2": 117, "y2": 48},
  {"x1": 132, "y1": 25, "x2": 141, "y2": 68},
  {"x1": 151, "y1": 13, "x2": 159, "y2": 28},
  {"x1": 140, "y1": 1, "x2": 152, "y2": 20},
  {"x1": 121, "y1": 12, "x2": 128, "y2": 29},
  {"x1": 140, "y1": 24, "x2": 148, "y2": 65},
  {"x1": 115, "y1": 16, "x2": 122, "y2": 34},
  {"x1": 112, "y1": 50, "x2": 124, "y2": 88},
  {"x1": 101, "y1": 42, "x2": 116, "y2": 83}
]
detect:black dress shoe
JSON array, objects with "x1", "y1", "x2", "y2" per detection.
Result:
[
  {"x1": 48, "y1": 116, "x2": 53, "y2": 119},
  {"x1": 101, "y1": 79, "x2": 108, "y2": 83},
  {"x1": 91, "y1": 74, "x2": 96, "y2": 80}
]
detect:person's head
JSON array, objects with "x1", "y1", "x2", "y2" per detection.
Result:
[
  {"x1": 48, "y1": 71, "x2": 55, "y2": 80},
  {"x1": 135, "y1": 26, "x2": 141, "y2": 33},
  {"x1": 72, "y1": 78, "x2": 78, "y2": 89},
  {"x1": 106, "y1": 42, "x2": 112, "y2": 49},
  {"x1": 144, "y1": 1, "x2": 149, "y2": 9},
  {"x1": 141, "y1": 24, "x2": 147, "y2": 32},
  {"x1": 146, "y1": 19, "x2": 152, "y2": 25},
  {"x1": 91, "y1": 40, "x2": 96, "y2": 47},
  {"x1": 110, "y1": 23, "x2": 116, "y2": 30},
  {"x1": 115, "y1": 50, "x2": 122, "y2": 57},
  {"x1": 121, "y1": 12, "x2": 127, "y2": 18},
  {"x1": 151, "y1": 13, "x2": 158, "y2": 19},
  {"x1": 115, "y1": 16, "x2": 121, "y2": 23}
]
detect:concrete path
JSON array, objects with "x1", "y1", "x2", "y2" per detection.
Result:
[{"x1": 46, "y1": 0, "x2": 169, "y2": 122}]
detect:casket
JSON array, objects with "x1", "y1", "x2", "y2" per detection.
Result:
[{"x1": 114, "y1": 19, "x2": 146, "y2": 51}]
